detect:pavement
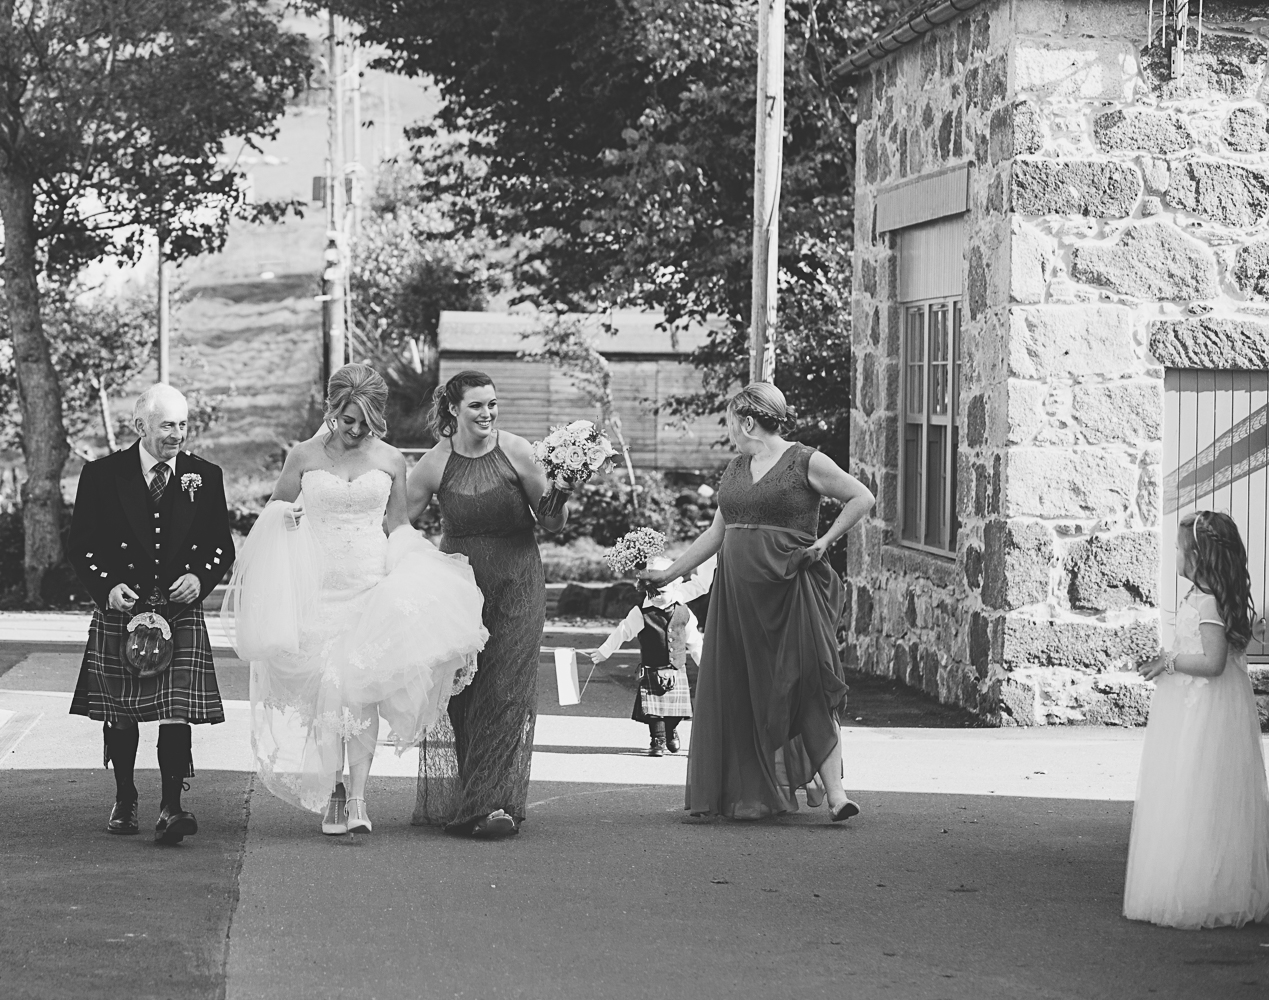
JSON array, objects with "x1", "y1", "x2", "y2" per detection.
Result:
[{"x1": 2, "y1": 618, "x2": 1268, "y2": 999}]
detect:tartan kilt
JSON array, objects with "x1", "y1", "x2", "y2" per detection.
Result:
[
  {"x1": 632, "y1": 663, "x2": 693, "y2": 722},
  {"x1": 69, "y1": 604, "x2": 224, "y2": 725}
]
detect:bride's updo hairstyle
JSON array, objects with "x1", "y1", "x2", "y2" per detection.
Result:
[
  {"x1": 429, "y1": 369, "x2": 495, "y2": 438},
  {"x1": 326, "y1": 363, "x2": 389, "y2": 438},
  {"x1": 727, "y1": 381, "x2": 797, "y2": 434}
]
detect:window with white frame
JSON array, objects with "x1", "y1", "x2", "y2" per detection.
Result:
[
  {"x1": 897, "y1": 215, "x2": 963, "y2": 554},
  {"x1": 901, "y1": 299, "x2": 961, "y2": 552}
]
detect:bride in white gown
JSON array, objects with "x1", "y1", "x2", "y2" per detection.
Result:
[{"x1": 223, "y1": 364, "x2": 488, "y2": 834}]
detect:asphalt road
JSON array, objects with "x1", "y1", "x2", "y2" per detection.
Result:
[{"x1": 2, "y1": 642, "x2": 1267, "y2": 1000}]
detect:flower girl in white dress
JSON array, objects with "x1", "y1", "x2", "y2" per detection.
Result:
[
  {"x1": 223, "y1": 365, "x2": 488, "y2": 835},
  {"x1": 1124, "y1": 510, "x2": 1269, "y2": 929}
]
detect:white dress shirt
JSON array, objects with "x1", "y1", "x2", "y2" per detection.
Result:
[
  {"x1": 138, "y1": 443, "x2": 178, "y2": 489},
  {"x1": 592, "y1": 556, "x2": 716, "y2": 664}
]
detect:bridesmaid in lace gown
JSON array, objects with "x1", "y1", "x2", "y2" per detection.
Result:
[
  {"x1": 643, "y1": 383, "x2": 874, "y2": 821},
  {"x1": 407, "y1": 370, "x2": 572, "y2": 838}
]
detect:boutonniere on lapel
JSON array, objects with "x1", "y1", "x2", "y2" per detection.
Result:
[{"x1": 180, "y1": 473, "x2": 202, "y2": 502}]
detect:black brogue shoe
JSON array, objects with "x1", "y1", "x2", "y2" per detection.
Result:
[
  {"x1": 154, "y1": 806, "x2": 198, "y2": 845},
  {"x1": 108, "y1": 798, "x2": 139, "y2": 835}
]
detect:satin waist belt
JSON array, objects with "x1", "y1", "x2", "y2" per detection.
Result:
[
  {"x1": 726, "y1": 523, "x2": 804, "y2": 533},
  {"x1": 442, "y1": 527, "x2": 536, "y2": 541}
]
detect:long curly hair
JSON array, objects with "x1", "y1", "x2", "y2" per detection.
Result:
[{"x1": 1178, "y1": 510, "x2": 1257, "y2": 650}]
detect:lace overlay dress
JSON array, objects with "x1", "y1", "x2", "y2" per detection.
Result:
[
  {"x1": 686, "y1": 443, "x2": 848, "y2": 818},
  {"x1": 413, "y1": 441, "x2": 546, "y2": 833},
  {"x1": 232, "y1": 469, "x2": 487, "y2": 813},
  {"x1": 1123, "y1": 589, "x2": 1269, "y2": 928}
]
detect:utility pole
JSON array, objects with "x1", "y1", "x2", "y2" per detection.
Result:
[
  {"x1": 322, "y1": 9, "x2": 346, "y2": 385},
  {"x1": 349, "y1": 38, "x2": 362, "y2": 237},
  {"x1": 157, "y1": 235, "x2": 170, "y2": 384},
  {"x1": 749, "y1": 0, "x2": 785, "y2": 384}
]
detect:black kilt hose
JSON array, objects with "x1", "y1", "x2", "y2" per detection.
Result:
[{"x1": 68, "y1": 442, "x2": 234, "y2": 726}]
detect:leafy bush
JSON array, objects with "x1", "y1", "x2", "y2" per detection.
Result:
[
  {"x1": 547, "y1": 470, "x2": 719, "y2": 547},
  {"x1": 540, "y1": 537, "x2": 618, "y2": 583},
  {"x1": 0, "y1": 283, "x2": 155, "y2": 450},
  {"x1": 0, "y1": 504, "x2": 86, "y2": 608},
  {"x1": 0, "y1": 510, "x2": 25, "y2": 592}
]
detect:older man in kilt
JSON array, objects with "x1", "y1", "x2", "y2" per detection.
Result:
[{"x1": 68, "y1": 384, "x2": 234, "y2": 844}]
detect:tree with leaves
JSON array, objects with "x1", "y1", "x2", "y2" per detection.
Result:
[
  {"x1": 0, "y1": 280, "x2": 154, "y2": 452},
  {"x1": 532, "y1": 315, "x2": 640, "y2": 504},
  {"x1": 349, "y1": 164, "x2": 500, "y2": 444},
  {"x1": 0, "y1": 0, "x2": 309, "y2": 602},
  {"x1": 323, "y1": 0, "x2": 902, "y2": 467}
]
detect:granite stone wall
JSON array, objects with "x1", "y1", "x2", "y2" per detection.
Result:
[{"x1": 850, "y1": 0, "x2": 1269, "y2": 725}]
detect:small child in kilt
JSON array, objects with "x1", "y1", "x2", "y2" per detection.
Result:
[{"x1": 589, "y1": 556, "x2": 714, "y2": 756}]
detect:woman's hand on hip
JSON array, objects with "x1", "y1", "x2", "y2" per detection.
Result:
[{"x1": 804, "y1": 539, "x2": 830, "y2": 563}]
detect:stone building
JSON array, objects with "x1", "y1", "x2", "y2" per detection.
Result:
[{"x1": 843, "y1": 0, "x2": 1269, "y2": 725}]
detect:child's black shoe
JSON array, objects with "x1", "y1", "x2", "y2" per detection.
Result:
[{"x1": 648, "y1": 736, "x2": 667, "y2": 757}]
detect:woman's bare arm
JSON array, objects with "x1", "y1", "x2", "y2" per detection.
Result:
[
  {"x1": 269, "y1": 441, "x2": 312, "y2": 504},
  {"x1": 806, "y1": 452, "x2": 876, "y2": 559},
  {"x1": 382, "y1": 448, "x2": 410, "y2": 534},
  {"x1": 405, "y1": 448, "x2": 446, "y2": 525},
  {"x1": 640, "y1": 510, "x2": 726, "y2": 588},
  {"x1": 500, "y1": 432, "x2": 568, "y2": 533}
]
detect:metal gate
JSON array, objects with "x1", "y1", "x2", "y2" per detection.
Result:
[{"x1": 1162, "y1": 370, "x2": 1269, "y2": 661}]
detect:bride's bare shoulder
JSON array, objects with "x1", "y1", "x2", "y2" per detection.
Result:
[
  {"x1": 284, "y1": 437, "x2": 324, "y2": 470},
  {"x1": 369, "y1": 439, "x2": 408, "y2": 477}
]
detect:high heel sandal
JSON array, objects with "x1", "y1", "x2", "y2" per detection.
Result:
[
  {"x1": 321, "y1": 783, "x2": 348, "y2": 836},
  {"x1": 346, "y1": 797, "x2": 372, "y2": 834}
]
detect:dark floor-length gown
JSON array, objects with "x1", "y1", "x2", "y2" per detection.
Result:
[
  {"x1": 686, "y1": 443, "x2": 848, "y2": 818},
  {"x1": 413, "y1": 439, "x2": 546, "y2": 833}
]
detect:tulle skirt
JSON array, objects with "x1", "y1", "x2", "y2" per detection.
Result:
[
  {"x1": 1123, "y1": 660, "x2": 1269, "y2": 929},
  {"x1": 223, "y1": 503, "x2": 488, "y2": 812}
]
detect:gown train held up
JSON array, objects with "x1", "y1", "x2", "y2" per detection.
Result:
[{"x1": 223, "y1": 469, "x2": 488, "y2": 813}]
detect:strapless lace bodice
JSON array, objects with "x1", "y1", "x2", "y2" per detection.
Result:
[{"x1": 301, "y1": 468, "x2": 390, "y2": 593}]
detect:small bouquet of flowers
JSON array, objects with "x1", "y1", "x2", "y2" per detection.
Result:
[
  {"x1": 605, "y1": 527, "x2": 667, "y2": 577},
  {"x1": 531, "y1": 419, "x2": 617, "y2": 518}
]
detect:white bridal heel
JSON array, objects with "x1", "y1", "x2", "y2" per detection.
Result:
[
  {"x1": 322, "y1": 783, "x2": 348, "y2": 836},
  {"x1": 346, "y1": 797, "x2": 372, "y2": 834}
]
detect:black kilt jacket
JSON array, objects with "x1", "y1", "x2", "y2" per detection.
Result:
[{"x1": 68, "y1": 443, "x2": 235, "y2": 724}]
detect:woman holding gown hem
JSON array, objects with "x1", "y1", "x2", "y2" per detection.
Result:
[
  {"x1": 408, "y1": 370, "x2": 571, "y2": 839},
  {"x1": 641, "y1": 382, "x2": 874, "y2": 823},
  {"x1": 223, "y1": 364, "x2": 487, "y2": 835}
]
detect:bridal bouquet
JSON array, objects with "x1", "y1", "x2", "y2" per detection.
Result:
[
  {"x1": 531, "y1": 420, "x2": 616, "y2": 518},
  {"x1": 605, "y1": 527, "x2": 667, "y2": 576}
]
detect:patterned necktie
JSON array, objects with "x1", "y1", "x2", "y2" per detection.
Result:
[{"x1": 149, "y1": 463, "x2": 170, "y2": 506}]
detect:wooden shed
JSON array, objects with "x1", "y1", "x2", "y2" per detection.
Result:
[{"x1": 437, "y1": 310, "x2": 730, "y2": 470}]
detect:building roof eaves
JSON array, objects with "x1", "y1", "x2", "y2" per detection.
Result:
[{"x1": 838, "y1": 0, "x2": 987, "y2": 77}]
